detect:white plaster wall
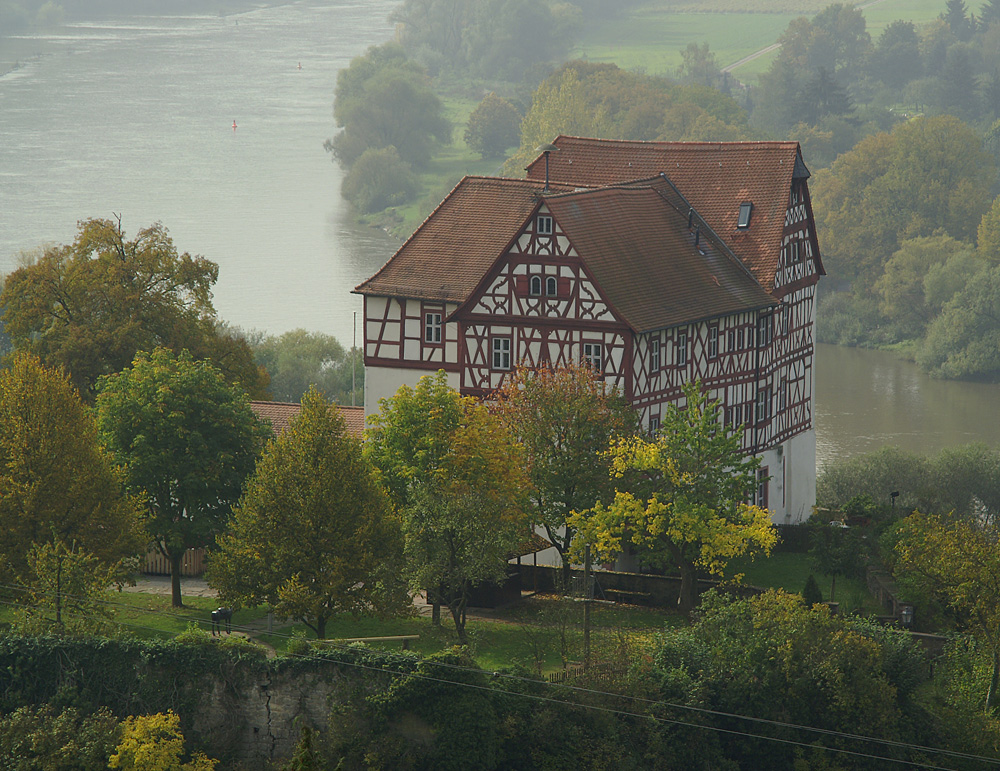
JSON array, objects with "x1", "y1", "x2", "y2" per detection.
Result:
[{"x1": 364, "y1": 365, "x2": 460, "y2": 415}]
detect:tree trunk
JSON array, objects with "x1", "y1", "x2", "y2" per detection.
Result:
[
  {"x1": 316, "y1": 615, "x2": 327, "y2": 639},
  {"x1": 830, "y1": 574, "x2": 837, "y2": 602},
  {"x1": 677, "y1": 561, "x2": 697, "y2": 615},
  {"x1": 170, "y1": 550, "x2": 183, "y2": 608}
]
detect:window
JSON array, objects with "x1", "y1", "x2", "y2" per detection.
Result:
[
  {"x1": 650, "y1": 338, "x2": 661, "y2": 371},
  {"x1": 758, "y1": 314, "x2": 772, "y2": 349},
  {"x1": 530, "y1": 276, "x2": 542, "y2": 296},
  {"x1": 779, "y1": 378, "x2": 788, "y2": 413},
  {"x1": 708, "y1": 326, "x2": 719, "y2": 359},
  {"x1": 675, "y1": 330, "x2": 688, "y2": 367},
  {"x1": 781, "y1": 305, "x2": 791, "y2": 337},
  {"x1": 546, "y1": 276, "x2": 558, "y2": 296},
  {"x1": 424, "y1": 312, "x2": 442, "y2": 344},
  {"x1": 737, "y1": 201, "x2": 753, "y2": 229},
  {"x1": 790, "y1": 239, "x2": 802, "y2": 263},
  {"x1": 726, "y1": 403, "x2": 743, "y2": 429},
  {"x1": 756, "y1": 467, "x2": 769, "y2": 509},
  {"x1": 583, "y1": 342, "x2": 602, "y2": 372},
  {"x1": 492, "y1": 337, "x2": 511, "y2": 370},
  {"x1": 728, "y1": 327, "x2": 744, "y2": 352},
  {"x1": 649, "y1": 415, "x2": 660, "y2": 434},
  {"x1": 537, "y1": 215, "x2": 553, "y2": 235},
  {"x1": 755, "y1": 386, "x2": 771, "y2": 425},
  {"x1": 790, "y1": 186, "x2": 800, "y2": 206}
]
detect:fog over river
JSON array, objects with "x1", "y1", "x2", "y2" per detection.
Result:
[
  {"x1": 0, "y1": 0, "x2": 399, "y2": 347},
  {"x1": 2, "y1": 1, "x2": 1000, "y2": 468}
]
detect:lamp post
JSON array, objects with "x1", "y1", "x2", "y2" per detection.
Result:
[
  {"x1": 900, "y1": 605, "x2": 914, "y2": 628},
  {"x1": 890, "y1": 491, "x2": 899, "y2": 509},
  {"x1": 536, "y1": 142, "x2": 559, "y2": 192}
]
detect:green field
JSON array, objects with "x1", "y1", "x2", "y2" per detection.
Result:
[{"x1": 574, "y1": 0, "x2": 950, "y2": 82}]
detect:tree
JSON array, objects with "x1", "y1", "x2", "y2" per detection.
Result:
[
  {"x1": 366, "y1": 371, "x2": 530, "y2": 643},
  {"x1": 15, "y1": 537, "x2": 126, "y2": 636},
  {"x1": 895, "y1": 510, "x2": 1000, "y2": 709},
  {"x1": 978, "y1": 195, "x2": 1000, "y2": 262},
  {"x1": 327, "y1": 42, "x2": 450, "y2": 169},
  {"x1": 811, "y1": 115, "x2": 995, "y2": 282},
  {"x1": 493, "y1": 364, "x2": 636, "y2": 583},
  {"x1": 96, "y1": 348, "x2": 269, "y2": 607},
  {"x1": 808, "y1": 516, "x2": 863, "y2": 601},
  {"x1": 816, "y1": 445, "x2": 931, "y2": 513},
  {"x1": 464, "y1": 92, "x2": 521, "y2": 159},
  {"x1": 0, "y1": 352, "x2": 144, "y2": 584},
  {"x1": 207, "y1": 388, "x2": 407, "y2": 638},
  {"x1": 676, "y1": 41, "x2": 719, "y2": 87},
  {"x1": 109, "y1": 711, "x2": 216, "y2": 771},
  {"x1": 250, "y1": 328, "x2": 362, "y2": 406},
  {"x1": 341, "y1": 146, "x2": 418, "y2": 214},
  {"x1": 571, "y1": 382, "x2": 777, "y2": 613},
  {"x1": 0, "y1": 705, "x2": 120, "y2": 771},
  {"x1": 0, "y1": 217, "x2": 267, "y2": 401},
  {"x1": 944, "y1": 0, "x2": 974, "y2": 41},
  {"x1": 871, "y1": 20, "x2": 923, "y2": 89},
  {"x1": 918, "y1": 262, "x2": 1000, "y2": 379}
]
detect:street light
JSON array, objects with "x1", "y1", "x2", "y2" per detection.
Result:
[
  {"x1": 900, "y1": 605, "x2": 914, "y2": 628},
  {"x1": 890, "y1": 491, "x2": 899, "y2": 509}
]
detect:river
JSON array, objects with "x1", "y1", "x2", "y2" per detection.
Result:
[
  {"x1": 2, "y1": 2, "x2": 1000, "y2": 468},
  {"x1": 0, "y1": 0, "x2": 399, "y2": 347}
]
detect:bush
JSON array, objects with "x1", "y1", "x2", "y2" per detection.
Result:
[
  {"x1": 802, "y1": 574, "x2": 823, "y2": 607},
  {"x1": 341, "y1": 146, "x2": 418, "y2": 214},
  {"x1": 464, "y1": 93, "x2": 522, "y2": 159}
]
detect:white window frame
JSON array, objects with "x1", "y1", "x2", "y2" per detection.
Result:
[
  {"x1": 583, "y1": 342, "x2": 603, "y2": 373},
  {"x1": 675, "y1": 330, "x2": 688, "y2": 367},
  {"x1": 650, "y1": 338, "x2": 660, "y2": 371},
  {"x1": 537, "y1": 215, "x2": 553, "y2": 235},
  {"x1": 424, "y1": 312, "x2": 442, "y2": 344},
  {"x1": 492, "y1": 337, "x2": 511, "y2": 371},
  {"x1": 708, "y1": 325, "x2": 719, "y2": 359}
]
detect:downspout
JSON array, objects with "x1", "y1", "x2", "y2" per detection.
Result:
[{"x1": 753, "y1": 311, "x2": 761, "y2": 456}]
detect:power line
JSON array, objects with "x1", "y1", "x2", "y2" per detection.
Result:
[{"x1": 1, "y1": 583, "x2": 998, "y2": 768}]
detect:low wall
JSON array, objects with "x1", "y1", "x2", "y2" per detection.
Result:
[{"x1": 516, "y1": 564, "x2": 764, "y2": 607}]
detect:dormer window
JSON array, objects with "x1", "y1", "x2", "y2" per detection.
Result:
[
  {"x1": 537, "y1": 215, "x2": 553, "y2": 235},
  {"x1": 530, "y1": 276, "x2": 542, "y2": 296},
  {"x1": 737, "y1": 202, "x2": 753, "y2": 229}
]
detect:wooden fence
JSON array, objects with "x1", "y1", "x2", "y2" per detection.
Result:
[{"x1": 144, "y1": 547, "x2": 206, "y2": 577}]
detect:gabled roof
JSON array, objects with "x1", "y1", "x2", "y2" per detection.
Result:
[
  {"x1": 355, "y1": 176, "x2": 576, "y2": 302},
  {"x1": 543, "y1": 178, "x2": 775, "y2": 332},
  {"x1": 250, "y1": 401, "x2": 365, "y2": 438},
  {"x1": 525, "y1": 136, "x2": 813, "y2": 292}
]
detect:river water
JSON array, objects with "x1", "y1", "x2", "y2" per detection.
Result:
[
  {"x1": 0, "y1": 0, "x2": 399, "y2": 347},
  {"x1": 2, "y1": 2, "x2": 1000, "y2": 467}
]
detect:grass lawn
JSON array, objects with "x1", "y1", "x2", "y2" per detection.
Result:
[{"x1": 727, "y1": 551, "x2": 883, "y2": 614}]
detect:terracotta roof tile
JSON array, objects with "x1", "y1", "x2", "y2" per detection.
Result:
[
  {"x1": 546, "y1": 179, "x2": 775, "y2": 332},
  {"x1": 525, "y1": 136, "x2": 807, "y2": 292},
  {"x1": 355, "y1": 176, "x2": 576, "y2": 301},
  {"x1": 250, "y1": 401, "x2": 364, "y2": 438}
]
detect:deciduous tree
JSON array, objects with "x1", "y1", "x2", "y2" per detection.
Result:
[
  {"x1": 96, "y1": 348, "x2": 269, "y2": 607},
  {"x1": 341, "y1": 146, "x2": 418, "y2": 214},
  {"x1": 571, "y1": 382, "x2": 776, "y2": 613},
  {"x1": 327, "y1": 42, "x2": 449, "y2": 169},
  {"x1": 0, "y1": 352, "x2": 144, "y2": 584},
  {"x1": 895, "y1": 510, "x2": 1000, "y2": 709},
  {"x1": 250, "y1": 328, "x2": 362, "y2": 406},
  {"x1": 207, "y1": 388, "x2": 407, "y2": 638},
  {"x1": 366, "y1": 372, "x2": 530, "y2": 643},
  {"x1": 109, "y1": 711, "x2": 216, "y2": 771},
  {"x1": 464, "y1": 92, "x2": 521, "y2": 159},
  {"x1": 493, "y1": 364, "x2": 636, "y2": 582},
  {"x1": 0, "y1": 217, "x2": 267, "y2": 400}
]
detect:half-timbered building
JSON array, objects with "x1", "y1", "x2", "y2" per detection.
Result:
[{"x1": 356, "y1": 136, "x2": 824, "y2": 524}]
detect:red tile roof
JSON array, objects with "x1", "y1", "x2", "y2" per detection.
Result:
[
  {"x1": 525, "y1": 136, "x2": 811, "y2": 292},
  {"x1": 250, "y1": 401, "x2": 364, "y2": 438},
  {"x1": 355, "y1": 176, "x2": 576, "y2": 301},
  {"x1": 544, "y1": 179, "x2": 775, "y2": 332}
]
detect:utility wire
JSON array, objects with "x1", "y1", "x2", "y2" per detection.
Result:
[{"x1": 1, "y1": 582, "x2": 998, "y2": 768}]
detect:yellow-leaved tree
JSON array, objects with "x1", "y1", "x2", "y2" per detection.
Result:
[
  {"x1": 571, "y1": 382, "x2": 777, "y2": 613},
  {"x1": 109, "y1": 711, "x2": 216, "y2": 771}
]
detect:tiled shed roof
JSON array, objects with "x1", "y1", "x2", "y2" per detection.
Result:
[
  {"x1": 355, "y1": 176, "x2": 576, "y2": 301},
  {"x1": 250, "y1": 401, "x2": 364, "y2": 438},
  {"x1": 545, "y1": 179, "x2": 775, "y2": 332},
  {"x1": 525, "y1": 136, "x2": 812, "y2": 292}
]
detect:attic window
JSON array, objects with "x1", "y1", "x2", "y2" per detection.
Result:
[
  {"x1": 537, "y1": 215, "x2": 553, "y2": 235},
  {"x1": 737, "y1": 202, "x2": 753, "y2": 229}
]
